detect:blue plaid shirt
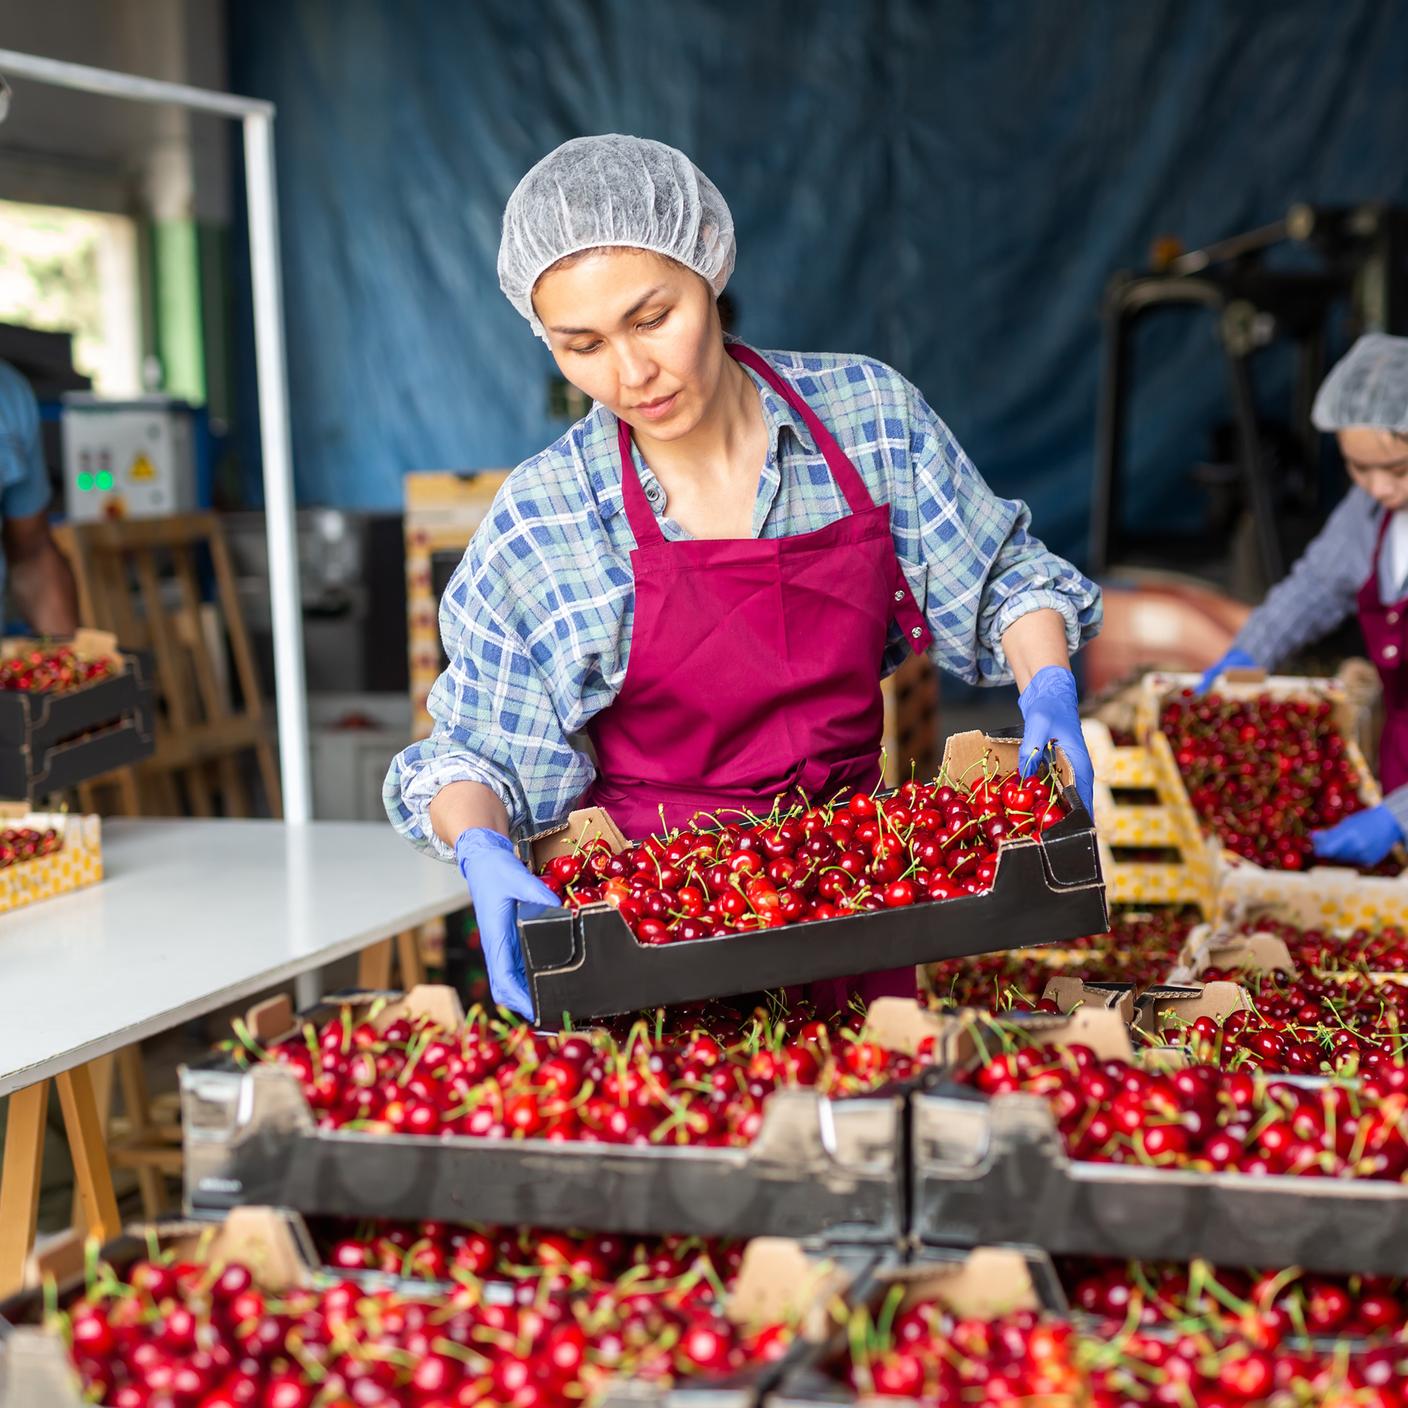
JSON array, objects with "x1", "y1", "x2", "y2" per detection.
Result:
[
  {"x1": 1233, "y1": 484, "x2": 1408, "y2": 831},
  {"x1": 386, "y1": 347, "x2": 1102, "y2": 856}
]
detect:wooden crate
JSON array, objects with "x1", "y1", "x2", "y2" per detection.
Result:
[{"x1": 881, "y1": 652, "x2": 939, "y2": 788}]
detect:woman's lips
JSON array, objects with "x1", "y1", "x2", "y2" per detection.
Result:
[{"x1": 634, "y1": 392, "x2": 679, "y2": 422}]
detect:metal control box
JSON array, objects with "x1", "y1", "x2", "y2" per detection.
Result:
[{"x1": 61, "y1": 394, "x2": 198, "y2": 521}]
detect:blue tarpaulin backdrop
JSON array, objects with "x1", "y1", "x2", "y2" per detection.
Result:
[{"x1": 228, "y1": 0, "x2": 1408, "y2": 565}]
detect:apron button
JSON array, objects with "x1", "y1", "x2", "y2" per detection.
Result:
[
  {"x1": 1386, "y1": 644, "x2": 1400, "y2": 660},
  {"x1": 911, "y1": 626, "x2": 923, "y2": 639},
  {"x1": 894, "y1": 590, "x2": 905, "y2": 602},
  {"x1": 1389, "y1": 611, "x2": 1401, "y2": 625}
]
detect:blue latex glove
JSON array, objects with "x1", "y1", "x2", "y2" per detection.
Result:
[
  {"x1": 1197, "y1": 647, "x2": 1257, "y2": 696},
  {"x1": 1310, "y1": 805, "x2": 1406, "y2": 867},
  {"x1": 455, "y1": 828, "x2": 560, "y2": 1018},
  {"x1": 1017, "y1": 665, "x2": 1095, "y2": 818}
]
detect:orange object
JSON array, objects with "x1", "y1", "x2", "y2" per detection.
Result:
[{"x1": 1084, "y1": 570, "x2": 1251, "y2": 695}]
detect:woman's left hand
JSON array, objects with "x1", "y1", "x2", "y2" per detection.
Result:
[{"x1": 1016, "y1": 665, "x2": 1095, "y2": 818}]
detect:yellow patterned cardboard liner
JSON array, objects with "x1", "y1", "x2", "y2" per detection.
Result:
[
  {"x1": 1213, "y1": 853, "x2": 1408, "y2": 935},
  {"x1": 0, "y1": 812, "x2": 102, "y2": 915}
]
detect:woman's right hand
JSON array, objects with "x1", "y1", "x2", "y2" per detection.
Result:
[{"x1": 455, "y1": 828, "x2": 560, "y2": 1019}]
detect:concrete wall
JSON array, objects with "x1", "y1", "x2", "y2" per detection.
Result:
[{"x1": 0, "y1": 0, "x2": 229, "y2": 221}]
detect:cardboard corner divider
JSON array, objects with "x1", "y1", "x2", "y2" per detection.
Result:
[
  {"x1": 1040, "y1": 975, "x2": 1137, "y2": 1023},
  {"x1": 0, "y1": 629, "x2": 155, "y2": 801},
  {"x1": 0, "y1": 808, "x2": 102, "y2": 914},
  {"x1": 515, "y1": 729, "x2": 1107, "y2": 1024}
]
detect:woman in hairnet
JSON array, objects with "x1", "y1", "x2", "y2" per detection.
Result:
[
  {"x1": 386, "y1": 135, "x2": 1102, "y2": 1016},
  {"x1": 1202, "y1": 333, "x2": 1408, "y2": 866}
]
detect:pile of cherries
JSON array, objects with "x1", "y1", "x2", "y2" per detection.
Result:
[
  {"x1": 926, "y1": 907, "x2": 1196, "y2": 1012},
  {"x1": 1224, "y1": 915, "x2": 1408, "y2": 974},
  {"x1": 1160, "y1": 689, "x2": 1374, "y2": 871},
  {"x1": 56, "y1": 1240, "x2": 792, "y2": 1408},
  {"x1": 317, "y1": 1217, "x2": 742, "y2": 1295},
  {"x1": 1150, "y1": 972, "x2": 1408, "y2": 1075},
  {"x1": 840, "y1": 1279, "x2": 1408, "y2": 1403},
  {"x1": 0, "y1": 642, "x2": 112, "y2": 694},
  {"x1": 538, "y1": 763, "x2": 1069, "y2": 945},
  {"x1": 957, "y1": 1032, "x2": 1408, "y2": 1179},
  {"x1": 0, "y1": 823, "x2": 61, "y2": 868},
  {"x1": 233, "y1": 1001, "x2": 928, "y2": 1145},
  {"x1": 1066, "y1": 1255, "x2": 1408, "y2": 1343}
]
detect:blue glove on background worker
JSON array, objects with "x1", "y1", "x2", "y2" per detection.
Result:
[
  {"x1": 455, "y1": 828, "x2": 559, "y2": 1018},
  {"x1": 1197, "y1": 647, "x2": 1258, "y2": 695},
  {"x1": 1310, "y1": 805, "x2": 1406, "y2": 867},
  {"x1": 1017, "y1": 666, "x2": 1096, "y2": 817}
]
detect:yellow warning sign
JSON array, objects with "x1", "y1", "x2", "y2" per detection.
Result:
[{"x1": 129, "y1": 454, "x2": 156, "y2": 481}]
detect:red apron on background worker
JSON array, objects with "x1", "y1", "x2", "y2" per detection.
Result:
[
  {"x1": 1202, "y1": 334, "x2": 1408, "y2": 867},
  {"x1": 385, "y1": 135, "x2": 1102, "y2": 1017}
]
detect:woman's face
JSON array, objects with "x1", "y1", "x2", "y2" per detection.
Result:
[
  {"x1": 1341, "y1": 427, "x2": 1408, "y2": 513},
  {"x1": 533, "y1": 249, "x2": 726, "y2": 441}
]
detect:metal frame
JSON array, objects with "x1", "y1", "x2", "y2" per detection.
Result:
[{"x1": 0, "y1": 48, "x2": 310, "y2": 823}]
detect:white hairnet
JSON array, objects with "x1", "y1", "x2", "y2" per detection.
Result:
[
  {"x1": 498, "y1": 134, "x2": 736, "y2": 342},
  {"x1": 1313, "y1": 333, "x2": 1408, "y2": 433}
]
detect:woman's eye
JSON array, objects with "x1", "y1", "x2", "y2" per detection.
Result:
[
  {"x1": 569, "y1": 342, "x2": 601, "y2": 356},
  {"x1": 639, "y1": 311, "x2": 668, "y2": 331}
]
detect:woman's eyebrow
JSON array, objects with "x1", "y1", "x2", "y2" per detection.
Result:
[
  {"x1": 1349, "y1": 455, "x2": 1408, "y2": 472},
  {"x1": 548, "y1": 286, "x2": 665, "y2": 336}
]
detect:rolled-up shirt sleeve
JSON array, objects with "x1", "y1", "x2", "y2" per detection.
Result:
[
  {"x1": 1384, "y1": 783, "x2": 1408, "y2": 841},
  {"x1": 904, "y1": 379, "x2": 1102, "y2": 685},
  {"x1": 1233, "y1": 488, "x2": 1373, "y2": 669},
  {"x1": 384, "y1": 536, "x2": 595, "y2": 859}
]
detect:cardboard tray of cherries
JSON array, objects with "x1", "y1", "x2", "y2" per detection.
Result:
[
  {"x1": 0, "y1": 1205, "x2": 884, "y2": 1408},
  {"x1": 180, "y1": 985, "x2": 961, "y2": 1242},
  {"x1": 0, "y1": 628, "x2": 155, "y2": 800},
  {"x1": 910, "y1": 1004, "x2": 1408, "y2": 1276},
  {"x1": 1140, "y1": 668, "x2": 1399, "y2": 878},
  {"x1": 516, "y1": 729, "x2": 1107, "y2": 1025}
]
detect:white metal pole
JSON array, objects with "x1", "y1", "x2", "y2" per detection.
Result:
[{"x1": 243, "y1": 111, "x2": 311, "y2": 825}]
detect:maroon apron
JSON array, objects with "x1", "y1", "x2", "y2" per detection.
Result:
[
  {"x1": 583, "y1": 342, "x2": 933, "y2": 1005},
  {"x1": 1359, "y1": 510, "x2": 1408, "y2": 792}
]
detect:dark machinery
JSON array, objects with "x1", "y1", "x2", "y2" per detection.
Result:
[{"x1": 1089, "y1": 202, "x2": 1408, "y2": 596}]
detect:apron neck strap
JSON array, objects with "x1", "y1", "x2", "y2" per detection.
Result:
[
  {"x1": 726, "y1": 343, "x2": 875, "y2": 515},
  {"x1": 615, "y1": 342, "x2": 878, "y2": 548},
  {"x1": 617, "y1": 418, "x2": 666, "y2": 547}
]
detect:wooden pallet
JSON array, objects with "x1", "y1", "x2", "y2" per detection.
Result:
[{"x1": 1083, "y1": 719, "x2": 1216, "y2": 915}]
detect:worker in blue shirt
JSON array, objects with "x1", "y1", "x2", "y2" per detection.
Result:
[
  {"x1": 1202, "y1": 335, "x2": 1408, "y2": 866},
  {"x1": 0, "y1": 358, "x2": 78, "y2": 634}
]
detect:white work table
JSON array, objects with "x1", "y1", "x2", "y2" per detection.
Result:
[{"x1": 0, "y1": 818, "x2": 467, "y2": 1289}]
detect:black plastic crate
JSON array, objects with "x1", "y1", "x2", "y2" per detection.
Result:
[
  {"x1": 178, "y1": 985, "x2": 942, "y2": 1243},
  {"x1": 181, "y1": 1055, "x2": 912, "y2": 1242},
  {"x1": 0, "y1": 644, "x2": 155, "y2": 800},
  {"x1": 518, "y1": 731, "x2": 1107, "y2": 1024},
  {"x1": 910, "y1": 1063, "x2": 1408, "y2": 1277}
]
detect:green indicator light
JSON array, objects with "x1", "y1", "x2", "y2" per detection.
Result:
[
  {"x1": 76, "y1": 472, "x2": 93, "y2": 492},
  {"x1": 96, "y1": 470, "x2": 114, "y2": 491}
]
